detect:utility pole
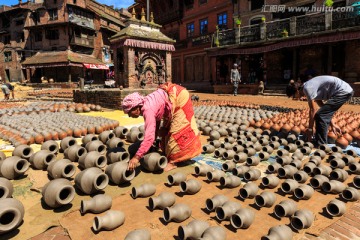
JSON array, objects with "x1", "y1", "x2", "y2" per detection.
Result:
[{"x1": 147, "y1": 0, "x2": 149, "y2": 21}]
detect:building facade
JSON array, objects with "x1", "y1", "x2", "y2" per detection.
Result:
[{"x1": 0, "y1": 0, "x2": 128, "y2": 83}]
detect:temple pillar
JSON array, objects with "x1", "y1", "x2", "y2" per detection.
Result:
[{"x1": 166, "y1": 51, "x2": 172, "y2": 82}]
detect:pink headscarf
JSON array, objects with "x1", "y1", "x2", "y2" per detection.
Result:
[{"x1": 122, "y1": 92, "x2": 145, "y2": 113}]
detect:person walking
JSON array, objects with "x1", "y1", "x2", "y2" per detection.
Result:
[
  {"x1": 1, "y1": 80, "x2": 15, "y2": 100},
  {"x1": 302, "y1": 75, "x2": 353, "y2": 146},
  {"x1": 122, "y1": 83, "x2": 202, "y2": 172},
  {"x1": 230, "y1": 63, "x2": 241, "y2": 96}
]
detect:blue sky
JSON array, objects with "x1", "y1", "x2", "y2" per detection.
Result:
[{"x1": 1, "y1": 0, "x2": 135, "y2": 9}]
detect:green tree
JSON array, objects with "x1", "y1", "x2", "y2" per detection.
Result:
[{"x1": 325, "y1": 0, "x2": 333, "y2": 7}]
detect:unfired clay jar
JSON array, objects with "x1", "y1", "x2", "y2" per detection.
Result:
[
  {"x1": 178, "y1": 219, "x2": 210, "y2": 240},
  {"x1": 233, "y1": 152, "x2": 248, "y2": 163},
  {"x1": 322, "y1": 180, "x2": 346, "y2": 194},
  {"x1": 294, "y1": 184, "x2": 314, "y2": 200},
  {"x1": 310, "y1": 175, "x2": 329, "y2": 189},
  {"x1": 78, "y1": 151, "x2": 107, "y2": 169},
  {"x1": 60, "y1": 136, "x2": 76, "y2": 151},
  {"x1": 107, "y1": 151, "x2": 130, "y2": 164},
  {"x1": 148, "y1": 192, "x2": 176, "y2": 210},
  {"x1": 239, "y1": 182, "x2": 259, "y2": 199},
  {"x1": 141, "y1": 152, "x2": 168, "y2": 172},
  {"x1": 244, "y1": 168, "x2": 261, "y2": 181},
  {"x1": 291, "y1": 209, "x2": 314, "y2": 230},
  {"x1": 85, "y1": 140, "x2": 106, "y2": 154},
  {"x1": 207, "y1": 169, "x2": 225, "y2": 182},
  {"x1": 326, "y1": 199, "x2": 346, "y2": 217},
  {"x1": 267, "y1": 162, "x2": 281, "y2": 173},
  {"x1": 216, "y1": 201, "x2": 242, "y2": 221},
  {"x1": 64, "y1": 145, "x2": 87, "y2": 162},
  {"x1": 341, "y1": 187, "x2": 360, "y2": 201},
  {"x1": 29, "y1": 150, "x2": 56, "y2": 170},
  {"x1": 222, "y1": 160, "x2": 236, "y2": 171},
  {"x1": 262, "y1": 225, "x2": 293, "y2": 240},
  {"x1": 98, "y1": 130, "x2": 115, "y2": 144},
  {"x1": 330, "y1": 168, "x2": 348, "y2": 182},
  {"x1": 132, "y1": 183, "x2": 156, "y2": 198},
  {"x1": 262, "y1": 175, "x2": 280, "y2": 189},
  {"x1": 255, "y1": 191, "x2": 276, "y2": 208},
  {"x1": 232, "y1": 165, "x2": 250, "y2": 177},
  {"x1": 41, "y1": 140, "x2": 59, "y2": 155},
  {"x1": 114, "y1": 126, "x2": 129, "y2": 139},
  {"x1": 42, "y1": 178, "x2": 75, "y2": 208},
  {"x1": 0, "y1": 156, "x2": 30, "y2": 180},
  {"x1": 194, "y1": 164, "x2": 214, "y2": 176},
  {"x1": 163, "y1": 203, "x2": 192, "y2": 223},
  {"x1": 276, "y1": 155, "x2": 292, "y2": 165},
  {"x1": 220, "y1": 175, "x2": 241, "y2": 188},
  {"x1": 82, "y1": 134, "x2": 99, "y2": 145},
  {"x1": 246, "y1": 156, "x2": 260, "y2": 166},
  {"x1": 180, "y1": 179, "x2": 202, "y2": 195},
  {"x1": 230, "y1": 208, "x2": 255, "y2": 229},
  {"x1": 277, "y1": 165, "x2": 297, "y2": 178},
  {"x1": 106, "y1": 161, "x2": 135, "y2": 185},
  {"x1": 47, "y1": 159, "x2": 76, "y2": 179},
  {"x1": 75, "y1": 167, "x2": 109, "y2": 195},
  {"x1": 0, "y1": 177, "x2": 13, "y2": 199},
  {"x1": 293, "y1": 171, "x2": 309, "y2": 183},
  {"x1": 206, "y1": 194, "x2": 229, "y2": 212},
  {"x1": 274, "y1": 200, "x2": 297, "y2": 218},
  {"x1": 124, "y1": 229, "x2": 151, "y2": 240},
  {"x1": 349, "y1": 162, "x2": 360, "y2": 174},
  {"x1": 198, "y1": 226, "x2": 227, "y2": 240},
  {"x1": 354, "y1": 176, "x2": 360, "y2": 189},
  {"x1": 126, "y1": 130, "x2": 144, "y2": 143},
  {"x1": 0, "y1": 198, "x2": 24, "y2": 234},
  {"x1": 313, "y1": 165, "x2": 332, "y2": 177},
  {"x1": 167, "y1": 172, "x2": 187, "y2": 186},
  {"x1": 202, "y1": 145, "x2": 215, "y2": 154},
  {"x1": 80, "y1": 194, "x2": 112, "y2": 214},
  {"x1": 93, "y1": 210, "x2": 125, "y2": 232},
  {"x1": 281, "y1": 179, "x2": 299, "y2": 194},
  {"x1": 12, "y1": 144, "x2": 33, "y2": 159}
]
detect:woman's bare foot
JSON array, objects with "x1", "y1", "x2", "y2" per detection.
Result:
[{"x1": 164, "y1": 163, "x2": 177, "y2": 172}]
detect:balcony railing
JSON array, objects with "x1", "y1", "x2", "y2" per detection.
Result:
[
  {"x1": 212, "y1": 9, "x2": 360, "y2": 48},
  {"x1": 70, "y1": 36, "x2": 94, "y2": 48}
]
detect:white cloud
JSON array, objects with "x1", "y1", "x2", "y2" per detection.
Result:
[{"x1": 97, "y1": 0, "x2": 135, "y2": 9}]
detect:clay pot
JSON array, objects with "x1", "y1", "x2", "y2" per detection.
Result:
[
  {"x1": 233, "y1": 152, "x2": 248, "y2": 163},
  {"x1": 131, "y1": 183, "x2": 156, "y2": 198},
  {"x1": 232, "y1": 165, "x2": 250, "y2": 177},
  {"x1": 124, "y1": 229, "x2": 151, "y2": 240},
  {"x1": 80, "y1": 194, "x2": 112, "y2": 214},
  {"x1": 82, "y1": 134, "x2": 99, "y2": 145},
  {"x1": 202, "y1": 145, "x2": 215, "y2": 154},
  {"x1": 258, "y1": 151, "x2": 270, "y2": 161},
  {"x1": 0, "y1": 177, "x2": 13, "y2": 199},
  {"x1": 349, "y1": 162, "x2": 360, "y2": 174},
  {"x1": 222, "y1": 160, "x2": 236, "y2": 171},
  {"x1": 64, "y1": 145, "x2": 87, "y2": 162},
  {"x1": 284, "y1": 143, "x2": 297, "y2": 153},
  {"x1": 326, "y1": 199, "x2": 346, "y2": 217},
  {"x1": 220, "y1": 175, "x2": 241, "y2": 188},
  {"x1": 199, "y1": 226, "x2": 226, "y2": 240},
  {"x1": 28, "y1": 150, "x2": 56, "y2": 170},
  {"x1": 294, "y1": 184, "x2": 314, "y2": 200},
  {"x1": 194, "y1": 164, "x2": 214, "y2": 176},
  {"x1": 141, "y1": 152, "x2": 168, "y2": 172},
  {"x1": 262, "y1": 225, "x2": 293, "y2": 240},
  {"x1": 178, "y1": 219, "x2": 210, "y2": 240},
  {"x1": 354, "y1": 176, "x2": 360, "y2": 189},
  {"x1": 105, "y1": 161, "x2": 135, "y2": 185},
  {"x1": 106, "y1": 137, "x2": 124, "y2": 149},
  {"x1": 274, "y1": 200, "x2": 297, "y2": 218},
  {"x1": 293, "y1": 171, "x2": 309, "y2": 183},
  {"x1": 262, "y1": 145, "x2": 274, "y2": 154},
  {"x1": 42, "y1": 178, "x2": 75, "y2": 208},
  {"x1": 255, "y1": 191, "x2": 276, "y2": 208},
  {"x1": 205, "y1": 194, "x2": 229, "y2": 212},
  {"x1": 276, "y1": 155, "x2": 292, "y2": 165},
  {"x1": 278, "y1": 165, "x2": 297, "y2": 178},
  {"x1": 346, "y1": 149, "x2": 358, "y2": 157},
  {"x1": 313, "y1": 165, "x2": 332, "y2": 177},
  {"x1": 163, "y1": 203, "x2": 192, "y2": 223},
  {"x1": 0, "y1": 198, "x2": 24, "y2": 234},
  {"x1": 281, "y1": 179, "x2": 299, "y2": 194},
  {"x1": 230, "y1": 208, "x2": 255, "y2": 229},
  {"x1": 261, "y1": 175, "x2": 280, "y2": 189},
  {"x1": 126, "y1": 130, "x2": 144, "y2": 143},
  {"x1": 12, "y1": 144, "x2": 33, "y2": 159},
  {"x1": 60, "y1": 136, "x2": 76, "y2": 151},
  {"x1": 41, "y1": 140, "x2": 59, "y2": 155},
  {"x1": 319, "y1": 144, "x2": 331, "y2": 153},
  {"x1": 239, "y1": 182, "x2": 259, "y2": 199},
  {"x1": 47, "y1": 159, "x2": 76, "y2": 179},
  {"x1": 291, "y1": 209, "x2": 314, "y2": 230},
  {"x1": 93, "y1": 210, "x2": 125, "y2": 232},
  {"x1": 341, "y1": 187, "x2": 360, "y2": 201},
  {"x1": 114, "y1": 126, "x2": 129, "y2": 139},
  {"x1": 107, "y1": 151, "x2": 130, "y2": 164},
  {"x1": 335, "y1": 136, "x2": 349, "y2": 149},
  {"x1": 308, "y1": 156, "x2": 322, "y2": 166},
  {"x1": 180, "y1": 179, "x2": 202, "y2": 195},
  {"x1": 267, "y1": 162, "x2": 281, "y2": 173},
  {"x1": 342, "y1": 155, "x2": 356, "y2": 165},
  {"x1": 206, "y1": 169, "x2": 226, "y2": 182},
  {"x1": 85, "y1": 140, "x2": 106, "y2": 155},
  {"x1": 216, "y1": 201, "x2": 242, "y2": 221},
  {"x1": 276, "y1": 149, "x2": 289, "y2": 157},
  {"x1": 246, "y1": 156, "x2": 260, "y2": 166},
  {"x1": 220, "y1": 142, "x2": 234, "y2": 151},
  {"x1": 0, "y1": 156, "x2": 30, "y2": 180},
  {"x1": 330, "y1": 169, "x2": 348, "y2": 182},
  {"x1": 75, "y1": 167, "x2": 109, "y2": 195},
  {"x1": 79, "y1": 151, "x2": 107, "y2": 169},
  {"x1": 0, "y1": 152, "x2": 5, "y2": 161},
  {"x1": 148, "y1": 192, "x2": 176, "y2": 210},
  {"x1": 322, "y1": 180, "x2": 346, "y2": 194},
  {"x1": 244, "y1": 168, "x2": 261, "y2": 181},
  {"x1": 290, "y1": 159, "x2": 302, "y2": 170},
  {"x1": 214, "y1": 148, "x2": 226, "y2": 158},
  {"x1": 210, "y1": 140, "x2": 221, "y2": 148},
  {"x1": 167, "y1": 172, "x2": 187, "y2": 186},
  {"x1": 309, "y1": 175, "x2": 329, "y2": 189},
  {"x1": 209, "y1": 130, "x2": 221, "y2": 141},
  {"x1": 98, "y1": 130, "x2": 115, "y2": 144},
  {"x1": 314, "y1": 149, "x2": 326, "y2": 159}
]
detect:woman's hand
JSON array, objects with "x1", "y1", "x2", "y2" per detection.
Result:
[{"x1": 128, "y1": 157, "x2": 140, "y2": 171}]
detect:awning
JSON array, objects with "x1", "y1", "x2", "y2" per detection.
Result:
[
  {"x1": 122, "y1": 39, "x2": 175, "y2": 51},
  {"x1": 83, "y1": 63, "x2": 109, "y2": 70}
]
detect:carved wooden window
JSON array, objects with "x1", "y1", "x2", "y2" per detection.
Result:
[
  {"x1": 217, "y1": 12, "x2": 227, "y2": 30},
  {"x1": 199, "y1": 18, "x2": 208, "y2": 35},
  {"x1": 4, "y1": 52, "x2": 12, "y2": 62},
  {"x1": 187, "y1": 22, "x2": 194, "y2": 37},
  {"x1": 48, "y1": 8, "x2": 58, "y2": 21}
]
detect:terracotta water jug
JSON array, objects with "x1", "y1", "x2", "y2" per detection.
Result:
[
  {"x1": 42, "y1": 178, "x2": 75, "y2": 208},
  {"x1": 80, "y1": 194, "x2": 112, "y2": 214}
]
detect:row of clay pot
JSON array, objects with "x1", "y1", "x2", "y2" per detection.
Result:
[
  {"x1": 192, "y1": 100, "x2": 260, "y2": 109},
  {"x1": 0, "y1": 198, "x2": 25, "y2": 235}
]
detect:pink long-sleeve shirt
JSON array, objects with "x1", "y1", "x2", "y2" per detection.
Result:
[{"x1": 135, "y1": 88, "x2": 172, "y2": 159}]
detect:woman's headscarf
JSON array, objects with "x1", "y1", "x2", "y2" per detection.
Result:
[{"x1": 121, "y1": 92, "x2": 145, "y2": 113}]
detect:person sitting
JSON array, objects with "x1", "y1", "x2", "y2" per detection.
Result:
[
  {"x1": 122, "y1": 83, "x2": 202, "y2": 172},
  {"x1": 258, "y1": 81, "x2": 265, "y2": 95},
  {"x1": 286, "y1": 80, "x2": 297, "y2": 98}
]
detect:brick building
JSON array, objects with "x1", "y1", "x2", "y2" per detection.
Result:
[{"x1": 0, "y1": 0, "x2": 129, "y2": 83}]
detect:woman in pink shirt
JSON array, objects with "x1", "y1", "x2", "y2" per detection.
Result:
[{"x1": 122, "y1": 83, "x2": 202, "y2": 172}]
